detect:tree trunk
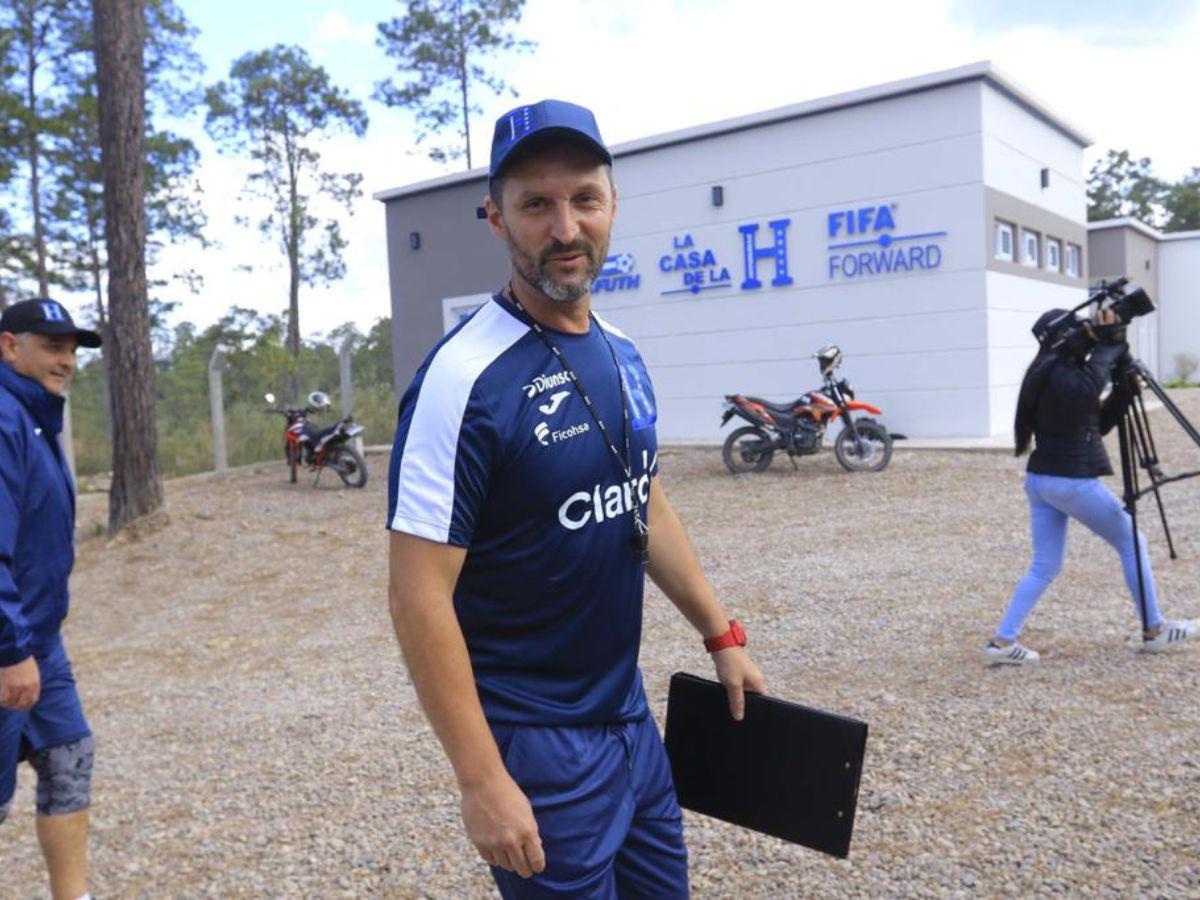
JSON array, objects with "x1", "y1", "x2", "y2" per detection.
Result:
[
  {"x1": 284, "y1": 125, "x2": 302, "y2": 401},
  {"x1": 456, "y1": 0, "x2": 471, "y2": 169},
  {"x1": 23, "y1": 11, "x2": 49, "y2": 299},
  {"x1": 287, "y1": 245, "x2": 301, "y2": 401},
  {"x1": 94, "y1": 0, "x2": 162, "y2": 534},
  {"x1": 87, "y1": 207, "x2": 108, "y2": 336}
]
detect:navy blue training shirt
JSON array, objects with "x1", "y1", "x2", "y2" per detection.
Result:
[{"x1": 387, "y1": 295, "x2": 659, "y2": 726}]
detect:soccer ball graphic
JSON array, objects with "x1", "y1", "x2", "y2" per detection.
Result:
[{"x1": 609, "y1": 253, "x2": 634, "y2": 274}]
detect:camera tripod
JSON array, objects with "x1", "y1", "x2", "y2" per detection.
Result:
[{"x1": 1112, "y1": 357, "x2": 1200, "y2": 631}]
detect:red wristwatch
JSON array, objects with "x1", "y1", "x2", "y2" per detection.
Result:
[{"x1": 704, "y1": 619, "x2": 747, "y2": 653}]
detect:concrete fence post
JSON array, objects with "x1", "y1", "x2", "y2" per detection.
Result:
[
  {"x1": 208, "y1": 345, "x2": 228, "y2": 473},
  {"x1": 339, "y1": 335, "x2": 363, "y2": 454}
]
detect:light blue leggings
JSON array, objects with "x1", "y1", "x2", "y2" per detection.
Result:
[{"x1": 997, "y1": 473, "x2": 1163, "y2": 641}]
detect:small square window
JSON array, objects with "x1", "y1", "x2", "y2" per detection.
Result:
[
  {"x1": 994, "y1": 221, "x2": 1014, "y2": 261},
  {"x1": 1065, "y1": 244, "x2": 1081, "y2": 277},
  {"x1": 1045, "y1": 239, "x2": 1061, "y2": 272},
  {"x1": 1022, "y1": 229, "x2": 1040, "y2": 267}
]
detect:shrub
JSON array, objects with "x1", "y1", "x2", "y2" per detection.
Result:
[{"x1": 1174, "y1": 353, "x2": 1199, "y2": 385}]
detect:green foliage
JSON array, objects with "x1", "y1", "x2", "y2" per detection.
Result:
[
  {"x1": 0, "y1": 0, "x2": 205, "y2": 308},
  {"x1": 375, "y1": 0, "x2": 534, "y2": 167},
  {"x1": 1087, "y1": 150, "x2": 1165, "y2": 225},
  {"x1": 1173, "y1": 352, "x2": 1199, "y2": 385},
  {"x1": 1163, "y1": 168, "x2": 1200, "y2": 233},
  {"x1": 69, "y1": 309, "x2": 397, "y2": 479},
  {"x1": 0, "y1": 0, "x2": 77, "y2": 297}
]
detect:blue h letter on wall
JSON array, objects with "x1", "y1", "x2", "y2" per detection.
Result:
[{"x1": 739, "y1": 219, "x2": 793, "y2": 290}]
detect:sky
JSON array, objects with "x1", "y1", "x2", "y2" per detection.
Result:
[{"x1": 57, "y1": 0, "x2": 1200, "y2": 340}]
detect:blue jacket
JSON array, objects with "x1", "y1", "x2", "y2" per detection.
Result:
[{"x1": 0, "y1": 361, "x2": 76, "y2": 666}]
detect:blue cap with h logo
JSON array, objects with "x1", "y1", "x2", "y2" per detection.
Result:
[
  {"x1": 489, "y1": 99, "x2": 612, "y2": 182},
  {"x1": 0, "y1": 298, "x2": 102, "y2": 348}
]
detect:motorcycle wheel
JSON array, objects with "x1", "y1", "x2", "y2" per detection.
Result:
[
  {"x1": 330, "y1": 445, "x2": 368, "y2": 488},
  {"x1": 834, "y1": 420, "x2": 893, "y2": 473},
  {"x1": 287, "y1": 442, "x2": 299, "y2": 483},
  {"x1": 722, "y1": 426, "x2": 774, "y2": 474}
]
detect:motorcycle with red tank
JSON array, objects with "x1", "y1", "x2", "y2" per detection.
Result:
[
  {"x1": 264, "y1": 390, "x2": 368, "y2": 487},
  {"x1": 719, "y1": 346, "x2": 897, "y2": 474}
]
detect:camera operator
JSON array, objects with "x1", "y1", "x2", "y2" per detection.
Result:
[{"x1": 985, "y1": 307, "x2": 1195, "y2": 665}]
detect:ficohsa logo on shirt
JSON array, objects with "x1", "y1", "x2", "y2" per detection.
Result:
[{"x1": 557, "y1": 450, "x2": 655, "y2": 531}]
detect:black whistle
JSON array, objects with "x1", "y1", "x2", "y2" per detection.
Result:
[{"x1": 632, "y1": 530, "x2": 650, "y2": 566}]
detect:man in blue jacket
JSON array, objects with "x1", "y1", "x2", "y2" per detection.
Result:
[{"x1": 1, "y1": 298, "x2": 101, "y2": 900}]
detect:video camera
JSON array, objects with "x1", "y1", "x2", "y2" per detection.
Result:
[{"x1": 1033, "y1": 277, "x2": 1155, "y2": 357}]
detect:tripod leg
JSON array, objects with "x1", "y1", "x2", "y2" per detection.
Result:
[
  {"x1": 1134, "y1": 361, "x2": 1200, "y2": 449},
  {"x1": 1130, "y1": 391, "x2": 1179, "y2": 559},
  {"x1": 1116, "y1": 414, "x2": 1151, "y2": 634}
]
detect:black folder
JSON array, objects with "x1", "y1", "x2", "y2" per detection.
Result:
[{"x1": 663, "y1": 672, "x2": 868, "y2": 858}]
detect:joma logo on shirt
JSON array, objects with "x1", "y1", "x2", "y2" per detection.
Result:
[
  {"x1": 523, "y1": 372, "x2": 574, "y2": 398},
  {"x1": 538, "y1": 390, "x2": 571, "y2": 415}
]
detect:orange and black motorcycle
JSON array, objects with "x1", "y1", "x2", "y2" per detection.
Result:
[{"x1": 720, "y1": 345, "x2": 896, "y2": 474}]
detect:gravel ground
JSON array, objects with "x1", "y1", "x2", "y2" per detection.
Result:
[{"x1": 5, "y1": 393, "x2": 1200, "y2": 898}]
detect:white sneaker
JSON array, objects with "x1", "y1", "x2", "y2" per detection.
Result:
[
  {"x1": 1143, "y1": 619, "x2": 1195, "y2": 653},
  {"x1": 983, "y1": 641, "x2": 1039, "y2": 666}
]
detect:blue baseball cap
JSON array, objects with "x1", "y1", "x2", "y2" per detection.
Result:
[
  {"x1": 489, "y1": 99, "x2": 612, "y2": 182},
  {"x1": 0, "y1": 298, "x2": 102, "y2": 348}
]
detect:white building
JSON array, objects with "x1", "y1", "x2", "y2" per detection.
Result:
[
  {"x1": 377, "y1": 62, "x2": 1095, "y2": 440},
  {"x1": 1087, "y1": 218, "x2": 1200, "y2": 382}
]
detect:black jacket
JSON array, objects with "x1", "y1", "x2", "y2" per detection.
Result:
[{"x1": 1018, "y1": 341, "x2": 1128, "y2": 478}]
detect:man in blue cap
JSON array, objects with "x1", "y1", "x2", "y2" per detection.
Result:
[
  {"x1": 386, "y1": 100, "x2": 766, "y2": 897},
  {"x1": 1, "y1": 298, "x2": 100, "y2": 900}
]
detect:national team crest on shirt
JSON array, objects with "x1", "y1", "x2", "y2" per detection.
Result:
[{"x1": 620, "y1": 364, "x2": 656, "y2": 431}]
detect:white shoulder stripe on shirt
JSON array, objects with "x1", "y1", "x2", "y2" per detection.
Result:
[
  {"x1": 390, "y1": 301, "x2": 529, "y2": 541},
  {"x1": 592, "y1": 312, "x2": 632, "y2": 343}
]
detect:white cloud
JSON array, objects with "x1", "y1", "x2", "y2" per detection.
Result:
[{"x1": 311, "y1": 10, "x2": 375, "y2": 47}]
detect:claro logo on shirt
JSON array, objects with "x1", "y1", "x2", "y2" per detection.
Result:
[{"x1": 557, "y1": 450, "x2": 655, "y2": 531}]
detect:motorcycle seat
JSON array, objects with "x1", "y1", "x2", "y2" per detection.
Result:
[
  {"x1": 299, "y1": 422, "x2": 340, "y2": 442},
  {"x1": 742, "y1": 396, "x2": 803, "y2": 416}
]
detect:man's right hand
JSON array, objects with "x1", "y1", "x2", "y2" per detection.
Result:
[
  {"x1": 0, "y1": 656, "x2": 40, "y2": 711},
  {"x1": 461, "y1": 771, "x2": 546, "y2": 879}
]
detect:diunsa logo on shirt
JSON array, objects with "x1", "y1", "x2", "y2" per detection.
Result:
[{"x1": 523, "y1": 372, "x2": 574, "y2": 398}]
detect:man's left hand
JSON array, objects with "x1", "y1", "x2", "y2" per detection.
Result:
[{"x1": 711, "y1": 647, "x2": 767, "y2": 721}]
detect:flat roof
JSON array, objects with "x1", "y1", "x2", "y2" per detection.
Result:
[
  {"x1": 374, "y1": 60, "x2": 1092, "y2": 203},
  {"x1": 1089, "y1": 218, "x2": 1200, "y2": 243}
]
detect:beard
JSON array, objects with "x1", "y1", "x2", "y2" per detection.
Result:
[{"x1": 507, "y1": 232, "x2": 609, "y2": 303}]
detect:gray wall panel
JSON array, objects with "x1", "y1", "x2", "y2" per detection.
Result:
[{"x1": 384, "y1": 179, "x2": 508, "y2": 390}]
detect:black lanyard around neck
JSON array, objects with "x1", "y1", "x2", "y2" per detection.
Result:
[{"x1": 504, "y1": 286, "x2": 650, "y2": 564}]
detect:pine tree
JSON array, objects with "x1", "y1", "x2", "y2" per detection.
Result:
[
  {"x1": 205, "y1": 45, "x2": 368, "y2": 401},
  {"x1": 93, "y1": 0, "x2": 163, "y2": 532},
  {"x1": 375, "y1": 0, "x2": 534, "y2": 167}
]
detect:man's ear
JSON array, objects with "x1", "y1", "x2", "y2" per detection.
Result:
[
  {"x1": 0, "y1": 332, "x2": 18, "y2": 364},
  {"x1": 484, "y1": 196, "x2": 507, "y2": 241}
]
